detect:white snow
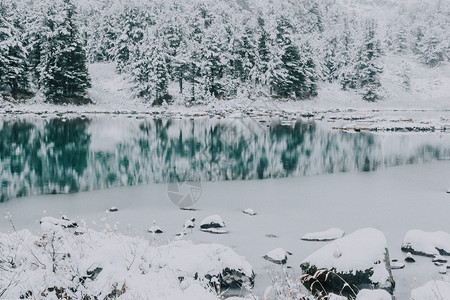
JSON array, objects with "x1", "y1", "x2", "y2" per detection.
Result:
[
  {"x1": 356, "y1": 289, "x2": 392, "y2": 300},
  {"x1": 301, "y1": 228, "x2": 345, "y2": 241},
  {"x1": 301, "y1": 228, "x2": 390, "y2": 285},
  {"x1": 411, "y1": 280, "x2": 450, "y2": 300},
  {"x1": 402, "y1": 230, "x2": 450, "y2": 257},
  {"x1": 0, "y1": 226, "x2": 254, "y2": 299}
]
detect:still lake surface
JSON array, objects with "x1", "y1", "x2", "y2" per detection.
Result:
[{"x1": 1, "y1": 115, "x2": 449, "y2": 201}]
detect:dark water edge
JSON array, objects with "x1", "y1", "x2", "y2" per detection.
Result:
[{"x1": 1, "y1": 115, "x2": 449, "y2": 201}]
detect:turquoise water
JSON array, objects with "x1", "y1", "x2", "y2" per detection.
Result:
[{"x1": 1, "y1": 115, "x2": 449, "y2": 201}]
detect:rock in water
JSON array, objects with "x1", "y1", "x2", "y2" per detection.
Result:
[
  {"x1": 148, "y1": 220, "x2": 163, "y2": 234},
  {"x1": 300, "y1": 228, "x2": 395, "y2": 297},
  {"x1": 401, "y1": 230, "x2": 450, "y2": 257},
  {"x1": 405, "y1": 252, "x2": 415, "y2": 263},
  {"x1": 432, "y1": 255, "x2": 448, "y2": 263},
  {"x1": 184, "y1": 218, "x2": 196, "y2": 230},
  {"x1": 356, "y1": 289, "x2": 392, "y2": 300},
  {"x1": 200, "y1": 215, "x2": 228, "y2": 233},
  {"x1": 148, "y1": 226, "x2": 163, "y2": 234},
  {"x1": 200, "y1": 215, "x2": 225, "y2": 229},
  {"x1": 263, "y1": 248, "x2": 291, "y2": 265},
  {"x1": 301, "y1": 228, "x2": 345, "y2": 241},
  {"x1": 243, "y1": 208, "x2": 257, "y2": 216},
  {"x1": 390, "y1": 259, "x2": 405, "y2": 270}
]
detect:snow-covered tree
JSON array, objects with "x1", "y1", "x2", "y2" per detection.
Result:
[
  {"x1": 0, "y1": 5, "x2": 30, "y2": 98},
  {"x1": 355, "y1": 21, "x2": 383, "y2": 101},
  {"x1": 38, "y1": 0, "x2": 91, "y2": 103},
  {"x1": 131, "y1": 34, "x2": 171, "y2": 106}
]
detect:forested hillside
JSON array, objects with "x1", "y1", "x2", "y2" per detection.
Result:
[{"x1": 0, "y1": 0, "x2": 449, "y2": 106}]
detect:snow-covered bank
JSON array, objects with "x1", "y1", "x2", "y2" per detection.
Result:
[
  {"x1": 1, "y1": 61, "x2": 449, "y2": 118},
  {"x1": 0, "y1": 224, "x2": 254, "y2": 299},
  {"x1": 1, "y1": 161, "x2": 450, "y2": 299}
]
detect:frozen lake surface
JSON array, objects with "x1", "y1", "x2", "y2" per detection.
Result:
[{"x1": 1, "y1": 159, "x2": 449, "y2": 299}]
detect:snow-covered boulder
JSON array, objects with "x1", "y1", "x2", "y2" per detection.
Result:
[
  {"x1": 243, "y1": 208, "x2": 257, "y2": 216},
  {"x1": 356, "y1": 289, "x2": 392, "y2": 299},
  {"x1": 301, "y1": 228, "x2": 345, "y2": 241},
  {"x1": 148, "y1": 225, "x2": 163, "y2": 233},
  {"x1": 405, "y1": 252, "x2": 415, "y2": 263},
  {"x1": 200, "y1": 215, "x2": 228, "y2": 234},
  {"x1": 300, "y1": 228, "x2": 395, "y2": 297},
  {"x1": 390, "y1": 259, "x2": 404, "y2": 269},
  {"x1": 401, "y1": 230, "x2": 450, "y2": 257},
  {"x1": 40, "y1": 216, "x2": 78, "y2": 231},
  {"x1": 154, "y1": 240, "x2": 255, "y2": 288},
  {"x1": 411, "y1": 280, "x2": 450, "y2": 300},
  {"x1": 148, "y1": 220, "x2": 163, "y2": 233},
  {"x1": 263, "y1": 248, "x2": 291, "y2": 265}
]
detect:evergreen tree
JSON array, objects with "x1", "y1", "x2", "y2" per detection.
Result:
[
  {"x1": 256, "y1": 16, "x2": 270, "y2": 76},
  {"x1": 131, "y1": 38, "x2": 171, "y2": 106},
  {"x1": 0, "y1": 5, "x2": 30, "y2": 98},
  {"x1": 113, "y1": 5, "x2": 145, "y2": 73},
  {"x1": 270, "y1": 17, "x2": 318, "y2": 99},
  {"x1": 355, "y1": 21, "x2": 383, "y2": 101},
  {"x1": 39, "y1": 0, "x2": 91, "y2": 103}
]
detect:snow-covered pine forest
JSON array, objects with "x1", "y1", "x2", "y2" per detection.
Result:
[{"x1": 0, "y1": 0, "x2": 449, "y2": 106}]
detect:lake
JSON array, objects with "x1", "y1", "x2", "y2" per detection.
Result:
[{"x1": 1, "y1": 114, "x2": 450, "y2": 202}]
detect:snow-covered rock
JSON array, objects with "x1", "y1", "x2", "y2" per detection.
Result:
[
  {"x1": 301, "y1": 228, "x2": 345, "y2": 241},
  {"x1": 263, "y1": 248, "x2": 290, "y2": 265},
  {"x1": 148, "y1": 226, "x2": 163, "y2": 233},
  {"x1": 411, "y1": 280, "x2": 450, "y2": 300},
  {"x1": 401, "y1": 230, "x2": 450, "y2": 257},
  {"x1": 40, "y1": 216, "x2": 78, "y2": 231},
  {"x1": 433, "y1": 255, "x2": 448, "y2": 263},
  {"x1": 390, "y1": 260, "x2": 405, "y2": 269},
  {"x1": 155, "y1": 240, "x2": 255, "y2": 288},
  {"x1": 200, "y1": 215, "x2": 228, "y2": 233},
  {"x1": 243, "y1": 208, "x2": 257, "y2": 216},
  {"x1": 109, "y1": 207, "x2": 118, "y2": 212},
  {"x1": 300, "y1": 228, "x2": 395, "y2": 297},
  {"x1": 356, "y1": 289, "x2": 392, "y2": 299},
  {"x1": 184, "y1": 218, "x2": 196, "y2": 229},
  {"x1": 200, "y1": 215, "x2": 226, "y2": 229},
  {"x1": 405, "y1": 252, "x2": 416, "y2": 263},
  {"x1": 148, "y1": 220, "x2": 163, "y2": 233}
]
